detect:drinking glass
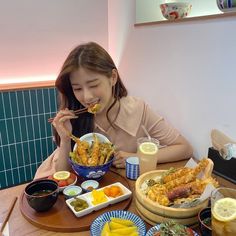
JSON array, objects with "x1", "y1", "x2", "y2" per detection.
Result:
[
  {"x1": 211, "y1": 187, "x2": 236, "y2": 236},
  {"x1": 137, "y1": 137, "x2": 159, "y2": 175}
]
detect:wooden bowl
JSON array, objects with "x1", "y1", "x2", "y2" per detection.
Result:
[{"x1": 135, "y1": 170, "x2": 208, "y2": 226}]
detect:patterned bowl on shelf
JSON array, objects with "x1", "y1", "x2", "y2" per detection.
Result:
[
  {"x1": 160, "y1": 2, "x2": 192, "y2": 20},
  {"x1": 90, "y1": 210, "x2": 146, "y2": 236},
  {"x1": 217, "y1": 0, "x2": 236, "y2": 12}
]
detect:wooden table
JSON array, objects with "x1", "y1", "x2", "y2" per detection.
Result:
[{"x1": 1, "y1": 160, "x2": 235, "y2": 236}]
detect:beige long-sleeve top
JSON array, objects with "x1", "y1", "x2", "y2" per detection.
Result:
[{"x1": 35, "y1": 96, "x2": 179, "y2": 178}]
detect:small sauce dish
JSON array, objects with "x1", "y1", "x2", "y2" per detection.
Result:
[
  {"x1": 81, "y1": 180, "x2": 99, "y2": 192},
  {"x1": 63, "y1": 185, "x2": 82, "y2": 199},
  {"x1": 198, "y1": 207, "x2": 212, "y2": 236}
]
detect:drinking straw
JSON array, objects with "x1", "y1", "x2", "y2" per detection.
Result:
[{"x1": 141, "y1": 125, "x2": 151, "y2": 140}]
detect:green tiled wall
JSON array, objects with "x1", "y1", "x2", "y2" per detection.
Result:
[{"x1": 0, "y1": 88, "x2": 57, "y2": 189}]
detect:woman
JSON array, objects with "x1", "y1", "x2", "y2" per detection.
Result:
[{"x1": 35, "y1": 42, "x2": 193, "y2": 178}]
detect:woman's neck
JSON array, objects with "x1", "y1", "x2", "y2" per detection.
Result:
[{"x1": 95, "y1": 99, "x2": 120, "y2": 131}]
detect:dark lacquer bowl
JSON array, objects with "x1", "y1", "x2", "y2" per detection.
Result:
[
  {"x1": 198, "y1": 207, "x2": 212, "y2": 236},
  {"x1": 24, "y1": 179, "x2": 59, "y2": 212}
]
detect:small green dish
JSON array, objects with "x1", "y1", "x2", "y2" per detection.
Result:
[{"x1": 63, "y1": 185, "x2": 82, "y2": 199}]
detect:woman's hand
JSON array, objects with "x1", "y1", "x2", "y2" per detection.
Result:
[
  {"x1": 52, "y1": 108, "x2": 77, "y2": 143},
  {"x1": 113, "y1": 150, "x2": 137, "y2": 168}
]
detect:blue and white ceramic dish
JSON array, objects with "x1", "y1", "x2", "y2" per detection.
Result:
[
  {"x1": 81, "y1": 180, "x2": 99, "y2": 192},
  {"x1": 146, "y1": 224, "x2": 199, "y2": 236},
  {"x1": 69, "y1": 157, "x2": 114, "y2": 180},
  {"x1": 90, "y1": 210, "x2": 146, "y2": 236},
  {"x1": 69, "y1": 132, "x2": 114, "y2": 180}
]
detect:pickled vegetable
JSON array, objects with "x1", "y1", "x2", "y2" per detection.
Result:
[
  {"x1": 101, "y1": 217, "x2": 138, "y2": 236},
  {"x1": 103, "y1": 185, "x2": 123, "y2": 198},
  {"x1": 70, "y1": 198, "x2": 89, "y2": 212},
  {"x1": 91, "y1": 189, "x2": 108, "y2": 205}
]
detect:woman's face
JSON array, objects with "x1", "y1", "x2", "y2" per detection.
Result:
[{"x1": 70, "y1": 67, "x2": 117, "y2": 113}]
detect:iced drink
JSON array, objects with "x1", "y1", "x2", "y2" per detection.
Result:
[
  {"x1": 211, "y1": 187, "x2": 236, "y2": 236},
  {"x1": 137, "y1": 137, "x2": 159, "y2": 175}
]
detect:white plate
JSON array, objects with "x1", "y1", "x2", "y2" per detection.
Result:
[{"x1": 65, "y1": 182, "x2": 132, "y2": 217}]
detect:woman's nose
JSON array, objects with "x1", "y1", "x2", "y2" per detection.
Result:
[{"x1": 83, "y1": 87, "x2": 94, "y2": 102}]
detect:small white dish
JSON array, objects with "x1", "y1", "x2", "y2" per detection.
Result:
[
  {"x1": 63, "y1": 185, "x2": 82, "y2": 199},
  {"x1": 81, "y1": 180, "x2": 99, "y2": 192},
  {"x1": 66, "y1": 182, "x2": 132, "y2": 217}
]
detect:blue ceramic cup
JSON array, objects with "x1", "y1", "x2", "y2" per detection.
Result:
[{"x1": 126, "y1": 157, "x2": 140, "y2": 180}]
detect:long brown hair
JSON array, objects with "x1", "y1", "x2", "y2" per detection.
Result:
[{"x1": 54, "y1": 42, "x2": 128, "y2": 146}]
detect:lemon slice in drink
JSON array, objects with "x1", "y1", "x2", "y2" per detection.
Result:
[
  {"x1": 53, "y1": 171, "x2": 70, "y2": 180},
  {"x1": 212, "y1": 197, "x2": 236, "y2": 222},
  {"x1": 139, "y1": 142, "x2": 158, "y2": 155}
]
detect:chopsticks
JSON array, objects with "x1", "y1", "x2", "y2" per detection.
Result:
[
  {"x1": 0, "y1": 197, "x2": 18, "y2": 234},
  {"x1": 48, "y1": 107, "x2": 88, "y2": 123}
]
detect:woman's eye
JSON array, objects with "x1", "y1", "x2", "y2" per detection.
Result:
[
  {"x1": 73, "y1": 88, "x2": 82, "y2": 91},
  {"x1": 89, "y1": 84, "x2": 99, "y2": 88}
]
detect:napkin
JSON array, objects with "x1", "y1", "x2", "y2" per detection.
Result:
[{"x1": 0, "y1": 222, "x2": 9, "y2": 236}]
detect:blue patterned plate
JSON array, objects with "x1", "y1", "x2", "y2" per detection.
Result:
[
  {"x1": 90, "y1": 210, "x2": 146, "y2": 236},
  {"x1": 146, "y1": 224, "x2": 199, "y2": 236}
]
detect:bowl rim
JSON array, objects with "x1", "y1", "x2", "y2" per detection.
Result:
[
  {"x1": 70, "y1": 132, "x2": 114, "y2": 168},
  {"x1": 160, "y1": 2, "x2": 191, "y2": 7},
  {"x1": 198, "y1": 207, "x2": 212, "y2": 231},
  {"x1": 73, "y1": 132, "x2": 111, "y2": 151},
  {"x1": 24, "y1": 179, "x2": 59, "y2": 197}
]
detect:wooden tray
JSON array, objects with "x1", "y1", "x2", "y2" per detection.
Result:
[{"x1": 19, "y1": 170, "x2": 132, "y2": 232}]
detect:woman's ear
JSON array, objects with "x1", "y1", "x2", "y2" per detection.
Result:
[{"x1": 111, "y1": 69, "x2": 118, "y2": 86}]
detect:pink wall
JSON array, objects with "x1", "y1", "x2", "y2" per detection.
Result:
[{"x1": 0, "y1": 0, "x2": 108, "y2": 83}]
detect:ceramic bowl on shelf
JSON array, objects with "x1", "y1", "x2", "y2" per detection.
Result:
[
  {"x1": 160, "y1": 2, "x2": 192, "y2": 20},
  {"x1": 24, "y1": 179, "x2": 59, "y2": 212},
  {"x1": 217, "y1": 0, "x2": 236, "y2": 12},
  {"x1": 69, "y1": 133, "x2": 114, "y2": 180}
]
